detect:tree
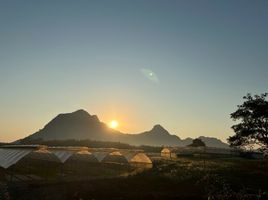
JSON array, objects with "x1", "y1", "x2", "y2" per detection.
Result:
[
  {"x1": 188, "y1": 138, "x2": 206, "y2": 147},
  {"x1": 228, "y1": 93, "x2": 268, "y2": 150}
]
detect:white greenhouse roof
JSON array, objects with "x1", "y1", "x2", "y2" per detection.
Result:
[
  {"x1": 123, "y1": 152, "x2": 152, "y2": 164},
  {"x1": 0, "y1": 145, "x2": 152, "y2": 169},
  {"x1": 52, "y1": 150, "x2": 75, "y2": 163},
  {"x1": 0, "y1": 149, "x2": 33, "y2": 169},
  {"x1": 92, "y1": 152, "x2": 109, "y2": 162}
]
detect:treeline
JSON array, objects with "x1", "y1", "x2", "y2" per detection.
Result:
[
  {"x1": 19, "y1": 138, "x2": 162, "y2": 153},
  {"x1": 0, "y1": 143, "x2": 7, "y2": 147}
]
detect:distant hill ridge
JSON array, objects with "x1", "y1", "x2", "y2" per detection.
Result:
[{"x1": 21, "y1": 109, "x2": 229, "y2": 148}]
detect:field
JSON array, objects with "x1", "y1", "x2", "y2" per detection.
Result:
[{"x1": 2, "y1": 155, "x2": 268, "y2": 200}]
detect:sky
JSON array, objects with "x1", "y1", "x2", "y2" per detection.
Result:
[{"x1": 0, "y1": 0, "x2": 267, "y2": 142}]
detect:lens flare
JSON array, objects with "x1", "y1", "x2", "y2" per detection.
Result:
[{"x1": 140, "y1": 68, "x2": 159, "y2": 83}]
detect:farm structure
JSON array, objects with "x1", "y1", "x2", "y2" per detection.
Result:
[
  {"x1": 0, "y1": 145, "x2": 152, "y2": 169},
  {"x1": 161, "y1": 147, "x2": 240, "y2": 159}
]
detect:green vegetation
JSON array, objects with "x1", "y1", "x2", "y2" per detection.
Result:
[
  {"x1": 228, "y1": 93, "x2": 268, "y2": 150},
  {"x1": 5, "y1": 156, "x2": 268, "y2": 200},
  {"x1": 187, "y1": 138, "x2": 206, "y2": 147},
  {"x1": 19, "y1": 138, "x2": 163, "y2": 152},
  {"x1": 0, "y1": 143, "x2": 7, "y2": 147}
]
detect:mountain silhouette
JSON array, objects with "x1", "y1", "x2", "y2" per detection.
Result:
[
  {"x1": 24, "y1": 109, "x2": 121, "y2": 141},
  {"x1": 21, "y1": 109, "x2": 229, "y2": 148},
  {"x1": 197, "y1": 136, "x2": 229, "y2": 148},
  {"x1": 118, "y1": 125, "x2": 192, "y2": 147}
]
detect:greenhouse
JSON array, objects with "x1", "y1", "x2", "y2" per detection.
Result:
[{"x1": 0, "y1": 145, "x2": 152, "y2": 169}]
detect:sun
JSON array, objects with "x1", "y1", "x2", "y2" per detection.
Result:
[{"x1": 109, "y1": 120, "x2": 119, "y2": 129}]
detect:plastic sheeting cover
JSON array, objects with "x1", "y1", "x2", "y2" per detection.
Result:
[
  {"x1": 52, "y1": 151, "x2": 74, "y2": 163},
  {"x1": 69, "y1": 151, "x2": 99, "y2": 163},
  {"x1": 102, "y1": 151, "x2": 128, "y2": 164},
  {"x1": 27, "y1": 149, "x2": 61, "y2": 162},
  {"x1": 0, "y1": 149, "x2": 33, "y2": 169},
  {"x1": 92, "y1": 152, "x2": 109, "y2": 162},
  {"x1": 123, "y1": 152, "x2": 152, "y2": 164}
]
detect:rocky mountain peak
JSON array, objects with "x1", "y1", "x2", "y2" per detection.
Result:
[{"x1": 150, "y1": 124, "x2": 170, "y2": 135}]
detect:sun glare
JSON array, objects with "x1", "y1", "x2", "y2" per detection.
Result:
[{"x1": 109, "y1": 120, "x2": 119, "y2": 129}]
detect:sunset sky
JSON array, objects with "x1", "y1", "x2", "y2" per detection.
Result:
[{"x1": 0, "y1": 0, "x2": 267, "y2": 142}]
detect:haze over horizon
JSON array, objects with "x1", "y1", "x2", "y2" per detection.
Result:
[{"x1": 1, "y1": 0, "x2": 267, "y2": 143}]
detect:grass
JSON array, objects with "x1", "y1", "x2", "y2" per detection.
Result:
[{"x1": 4, "y1": 156, "x2": 268, "y2": 200}]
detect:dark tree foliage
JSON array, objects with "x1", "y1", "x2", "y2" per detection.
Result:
[
  {"x1": 0, "y1": 143, "x2": 7, "y2": 147},
  {"x1": 228, "y1": 93, "x2": 268, "y2": 149},
  {"x1": 188, "y1": 138, "x2": 206, "y2": 147},
  {"x1": 19, "y1": 138, "x2": 162, "y2": 152}
]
